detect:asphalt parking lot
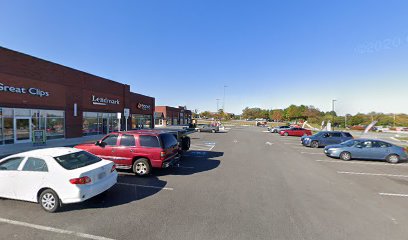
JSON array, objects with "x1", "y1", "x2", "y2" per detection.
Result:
[{"x1": 2, "y1": 127, "x2": 408, "y2": 240}]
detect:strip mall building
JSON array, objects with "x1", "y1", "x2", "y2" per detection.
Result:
[{"x1": 0, "y1": 47, "x2": 155, "y2": 145}]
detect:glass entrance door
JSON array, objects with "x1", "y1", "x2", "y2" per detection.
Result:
[{"x1": 14, "y1": 118, "x2": 32, "y2": 143}]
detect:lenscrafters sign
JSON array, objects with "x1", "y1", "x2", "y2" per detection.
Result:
[
  {"x1": 0, "y1": 83, "x2": 50, "y2": 97},
  {"x1": 137, "y1": 103, "x2": 151, "y2": 111},
  {"x1": 92, "y1": 95, "x2": 120, "y2": 106}
]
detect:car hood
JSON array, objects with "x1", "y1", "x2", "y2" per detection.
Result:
[{"x1": 74, "y1": 143, "x2": 95, "y2": 150}]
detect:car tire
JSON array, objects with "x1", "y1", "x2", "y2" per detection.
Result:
[
  {"x1": 133, "y1": 158, "x2": 151, "y2": 176},
  {"x1": 284, "y1": 132, "x2": 289, "y2": 136},
  {"x1": 182, "y1": 137, "x2": 191, "y2": 151},
  {"x1": 197, "y1": 129, "x2": 201, "y2": 132},
  {"x1": 340, "y1": 151, "x2": 352, "y2": 161},
  {"x1": 311, "y1": 141, "x2": 319, "y2": 148},
  {"x1": 211, "y1": 129, "x2": 216, "y2": 133},
  {"x1": 386, "y1": 154, "x2": 400, "y2": 164},
  {"x1": 39, "y1": 189, "x2": 60, "y2": 213}
]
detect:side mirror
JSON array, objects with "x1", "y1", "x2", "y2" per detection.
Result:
[{"x1": 95, "y1": 141, "x2": 101, "y2": 146}]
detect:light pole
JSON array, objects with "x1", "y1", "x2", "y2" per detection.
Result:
[
  {"x1": 332, "y1": 99, "x2": 337, "y2": 113},
  {"x1": 223, "y1": 85, "x2": 228, "y2": 111},
  {"x1": 216, "y1": 99, "x2": 220, "y2": 112}
]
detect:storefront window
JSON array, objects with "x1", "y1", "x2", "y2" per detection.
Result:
[
  {"x1": 173, "y1": 118, "x2": 178, "y2": 125},
  {"x1": 83, "y1": 112, "x2": 120, "y2": 136},
  {"x1": 0, "y1": 108, "x2": 65, "y2": 145},
  {"x1": 3, "y1": 118, "x2": 14, "y2": 144},
  {"x1": 132, "y1": 114, "x2": 152, "y2": 129}
]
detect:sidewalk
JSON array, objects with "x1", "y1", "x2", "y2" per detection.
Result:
[{"x1": 0, "y1": 134, "x2": 104, "y2": 158}]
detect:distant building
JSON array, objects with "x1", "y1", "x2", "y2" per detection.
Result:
[{"x1": 155, "y1": 106, "x2": 192, "y2": 127}]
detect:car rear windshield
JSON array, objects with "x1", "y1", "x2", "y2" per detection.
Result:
[
  {"x1": 160, "y1": 134, "x2": 178, "y2": 149},
  {"x1": 54, "y1": 151, "x2": 102, "y2": 170},
  {"x1": 343, "y1": 132, "x2": 353, "y2": 137},
  {"x1": 340, "y1": 140, "x2": 355, "y2": 147}
]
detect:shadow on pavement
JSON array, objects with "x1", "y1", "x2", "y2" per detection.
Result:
[
  {"x1": 154, "y1": 150, "x2": 223, "y2": 176},
  {"x1": 60, "y1": 175, "x2": 167, "y2": 212}
]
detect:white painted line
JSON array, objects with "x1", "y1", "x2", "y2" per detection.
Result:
[
  {"x1": 0, "y1": 217, "x2": 115, "y2": 240},
  {"x1": 233, "y1": 140, "x2": 238, "y2": 143},
  {"x1": 209, "y1": 145, "x2": 215, "y2": 151},
  {"x1": 262, "y1": 130, "x2": 270, "y2": 133},
  {"x1": 116, "y1": 182, "x2": 174, "y2": 191},
  {"x1": 379, "y1": 193, "x2": 408, "y2": 197},
  {"x1": 265, "y1": 142, "x2": 273, "y2": 145},
  {"x1": 338, "y1": 171, "x2": 408, "y2": 178},
  {"x1": 315, "y1": 159, "x2": 408, "y2": 167},
  {"x1": 300, "y1": 152, "x2": 324, "y2": 155}
]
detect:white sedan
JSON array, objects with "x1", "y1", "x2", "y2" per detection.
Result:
[{"x1": 0, "y1": 147, "x2": 117, "y2": 213}]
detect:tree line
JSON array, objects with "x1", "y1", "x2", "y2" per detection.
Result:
[{"x1": 240, "y1": 105, "x2": 408, "y2": 127}]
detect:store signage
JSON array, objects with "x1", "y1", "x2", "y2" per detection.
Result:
[
  {"x1": 0, "y1": 83, "x2": 50, "y2": 97},
  {"x1": 137, "y1": 103, "x2": 151, "y2": 111},
  {"x1": 92, "y1": 95, "x2": 120, "y2": 106},
  {"x1": 124, "y1": 108, "x2": 130, "y2": 118},
  {"x1": 32, "y1": 130, "x2": 46, "y2": 145}
]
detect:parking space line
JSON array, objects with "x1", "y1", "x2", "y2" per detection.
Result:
[
  {"x1": 209, "y1": 145, "x2": 215, "y2": 151},
  {"x1": 379, "y1": 193, "x2": 408, "y2": 197},
  {"x1": 300, "y1": 152, "x2": 324, "y2": 155},
  {"x1": 315, "y1": 159, "x2": 408, "y2": 167},
  {"x1": 338, "y1": 171, "x2": 408, "y2": 178},
  {"x1": 0, "y1": 217, "x2": 115, "y2": 240},
  {"x1": 116, "y1": 182, "x2": 174, "y2": 191}
]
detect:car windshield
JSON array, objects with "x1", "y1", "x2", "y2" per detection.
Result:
[{"x1": 54, "y1": 151, "x2": 101, "y2": 170}]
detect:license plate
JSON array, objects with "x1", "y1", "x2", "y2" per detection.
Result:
[{"x1": 98, "y1": 172, "x2": 106, "y2": 180}]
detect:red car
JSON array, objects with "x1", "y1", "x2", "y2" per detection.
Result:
[
  {"x1": 75, "y1": 130, "x2": 180, "y2": 176},
  {"x1": 279, "y1": 127, "x2": 312, "y2": 137}
]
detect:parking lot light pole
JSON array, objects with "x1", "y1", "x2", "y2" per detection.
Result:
[
  {"x1": 223, "y1": 85, "x2": 228, "y2": 111},
  {"x1": 332, "y1": 99, "x2": 337, "y2": 113}
]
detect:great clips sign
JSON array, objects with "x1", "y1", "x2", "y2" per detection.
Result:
[
  {"x1": 92, "y1": 95, "x2": 120, "y2": 106},
  {"x1": 0, "y1": 83, "x2": 50, "y2": 97}
]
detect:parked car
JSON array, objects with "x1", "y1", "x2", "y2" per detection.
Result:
[
  {"x1": 279, "y1": 128, "x2": 312, "y2": 137},
  {"x1": 301, "y1": 131, "x2": 353, "y2": 148},
  {"x1": 270, "y1": 126, "x2": 291, "y2": 133},
  {"x1": 324, "y1": 139, "x2": 408, "y2": 163},
  {"x1": 75, "y1": 130, "x2": 180, "y2": 176},
  {"x1": 0, "y1": 147, "x2": 117, "y2": 213},
  {"x1": 196, "y1": 124, "x2": 219, "y2": 133}
]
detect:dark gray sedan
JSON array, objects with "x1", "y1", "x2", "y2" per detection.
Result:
[
  {"x1": 301, "y1": 131, "x2": 353, "y2": 148},
  {"x1": 324, "y1": 139, "x2": 408, "y2": 163},
  {"x1": 196, "y1": 124, "x2": 219, "y2": 133}
]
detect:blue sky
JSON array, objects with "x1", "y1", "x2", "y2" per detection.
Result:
[{"x1": 0, "y1": 0, "x2": 407, "y2": 115}]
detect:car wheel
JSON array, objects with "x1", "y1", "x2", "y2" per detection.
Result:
[
  {"x1": 197, "y1": 129, "x2": 201, "y2": 132},
  {"x1": 386, "y1": 154, "x2": 400, "y2": 164},
  {"x1": 39, "y1": 189, "x2": 60, "y2": 213},
  {"x1": 133, "y1": 158, "x2": 151, "y2": 176},
  {"x1": 340, "y1": 151, "x2": 352, "y2": 161},
  {"x1": 284, "y1": 132, "x2": 289, "y2": 136},
  {"x1": 211, "y1": 129, "x2": 216, "y2": 133},
  {"x1": 311, "y1": 141, "x2": 319, "y2": 148}
]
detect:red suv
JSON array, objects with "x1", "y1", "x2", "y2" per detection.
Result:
[
  {"x1": 75, "y1": 130, "x2": 180, "y2": 176},
  {"x1": 279, "y1": 127, "x2": 312, "y2": 137}
]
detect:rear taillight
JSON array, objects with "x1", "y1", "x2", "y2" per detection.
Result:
[
  {"x1": 69, "y1": 176, "x2": 91, "y2": 185},
  {"x1": 111, "y1": 164, "x2": 116, "y2": 172},
  {"x1": 160, "y1": 151, "x2": 166, "y2": 160}
]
